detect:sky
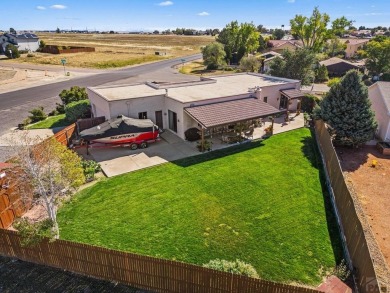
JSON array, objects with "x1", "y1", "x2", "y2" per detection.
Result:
[{"x1": 3, "y1": 0, "x2": 390, "y2": 32}]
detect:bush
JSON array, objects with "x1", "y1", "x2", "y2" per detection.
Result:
[
  {"x1": 315, "y1": 64, "x2": 329, "y2": 82},
  {"x1": 13, "y1": 218, "x2": 55, "y2": 247},
  {"x1": 301, "y1": 94, "x2": 320, "y2": 114},
  {"x1": 82, "y1": 160, "x2": 101, "y2": 181},
  {"x1": 327, "y1": 77, "x2": 341, "y2": 87},
  {"x1": 27, "y1": 53, "x2": 35, "y2": 57},
  {"x1": 29, "y1": 106, "x2": 47, "y2": 123},
  {"x1": 55, "y1": 103, "x2": 65, "y2": 114},
  {"x1": 203, "y1": 259, "x2": 259, "y2": 278},
  {"x1": 48, "y1": 109, "x2": 59, "y2": 116},
  {"x1": 59, "y1": 86, "x2": 88, "y2": 105},
  {"x1": 4, "y1": 44, "x2": 20, "y2": 59},
  {"x1": 65, "y1": 100, "x2": 90, "y2": 122}
]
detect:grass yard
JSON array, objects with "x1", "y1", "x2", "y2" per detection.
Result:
[
  {"x1": 179, "y1": 60, "x2": 239, "y2": 76},
  {"x1": 58, "y1": 128, "x2": 342, "y2": 285},
  {"x1": 27, "y1": 114, "x2": 70, "y2": 129},
  {"x1": 4, "y1": 34, "x2": 214, "y2": 69}
]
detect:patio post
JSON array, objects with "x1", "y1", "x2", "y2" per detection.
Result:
[
  {"x1": 201, "y1": 128, "x2": 205, "y2": 152},
  {"x1": 270, "y1": 116, "x2": 275, "y2": 135}
]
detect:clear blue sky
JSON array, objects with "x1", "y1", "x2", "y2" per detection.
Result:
[{"x1": 3, "y1": 0, "x2": 390, "y2": 32}]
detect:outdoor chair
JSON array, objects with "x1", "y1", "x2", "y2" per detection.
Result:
[{"x1": 244, "y1": 128, "x2": 254, "y2": 139}]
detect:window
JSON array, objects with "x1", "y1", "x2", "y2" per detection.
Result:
[
  {"x1": 138, "y1": 112, "x2": 147, "y2": 119},
  {"x1": 168, "y1": 110, "x2": 177, "y2": 132},
  {"x1": 263, "y1": 96, "x2": 268, "y2": 103}
]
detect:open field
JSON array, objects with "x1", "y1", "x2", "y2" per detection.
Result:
[
  {"x1": 58, "y1": 128, "x2": 342, "y2": 285},
  {"x1": 2, "y1": 34, "x2": 214, "y2": 69},
  {"x1": 338, "y1": 145, "x2": 390, "y2": 268}
]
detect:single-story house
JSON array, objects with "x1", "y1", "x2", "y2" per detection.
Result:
[
  {"x1": 319, "y1": 57, "x2": 362, "y2": 77},
  {"x1": 266, "y1": 40, "x2": 302, "y2": 53},
  {"x1": 344, "y1": 39, "x2": 369, "y2": 58},
  {"x1": 260, "y1": 51, "x2": 281, "y2": 73},
  {"x1": 368, "y1": 82, "x2": 390, "y2": 141},
  {"x1": 88, "y1": 73, "x2": 303, "y2": 140},
  {"x1": 0, "y1": 33, "x2": 39, "y2": 54}
]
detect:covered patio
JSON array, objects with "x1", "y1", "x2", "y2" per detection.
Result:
[
  {"x1": 184, "y1": 98, "x2": 286, "y2": 151},
  {"x1": 279, "y1": 88, "x2": 306, "y2": 116}
]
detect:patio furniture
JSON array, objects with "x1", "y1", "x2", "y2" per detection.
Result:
[{"x1": 244, "y1": 128, "x2": 254, "y2": 139}]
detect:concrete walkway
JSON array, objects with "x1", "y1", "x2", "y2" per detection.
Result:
[{"x1": 85, "y1": 114, "x2": 305, "y2": 177}]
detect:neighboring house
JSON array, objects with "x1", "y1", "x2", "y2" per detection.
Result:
[
  {"x1": 319, "y1": 57, "x2": 362, "y2": 77},
  {"x1": 368, "y1": 82, "x2": 390, "y2": 141},
  {"x1": 344, "y1": 39, "x2": 369, "y2": 58},
  {"x1": 88, "y1": 73, "x2": 302, "y2": 140},
  {"x1": 350, "y1": 30, "x2": 372, "y2": 38},
  {"x1": 266, "y1": 40, "x2": 302, "y2": 53},
  {"x1": 0, "y1": 33, "x2": 39, "y2": 54},
  {"x1": 260, "y1": 51, "x2": 282, "y2": 73}
]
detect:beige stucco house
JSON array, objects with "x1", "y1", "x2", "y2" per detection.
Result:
[
  {"x1": 368, "y1": 82, "x2": 390, "y2": 141},
  {"x1": 88, "y1": 73, "x2": 302, "y2": 140},
  {"x1": 267, "y1": 40, "x2": 302, "y2": 53},
  {"x1": 344, "y1": 39, "x2": 369, "y2": 58}
]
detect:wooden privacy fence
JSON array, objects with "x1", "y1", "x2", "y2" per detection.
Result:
[
  {"x1": 76, "y1": 116, "x2": 105, "y2": 133},
  {"x1": 54, "y1": 123, "x2": 76, "y2": 146},
  {"x1": 314, "y1": 120, "x2": 384, "y2": 293},
  {"x1": 0, "y1": 229, "x2": 320, "y2": 293}
]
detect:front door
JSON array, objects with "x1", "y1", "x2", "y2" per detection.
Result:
[
  {"x1": 168, "y1": 110, "x2": 177, "y2": 132},
  {"x1": 155, "y1": 110, "x2": 163, "y2": 129}
]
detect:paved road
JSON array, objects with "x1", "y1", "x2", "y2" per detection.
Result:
[{"x1": 0, "y1": 54, "x2": 201, "y2": 111}]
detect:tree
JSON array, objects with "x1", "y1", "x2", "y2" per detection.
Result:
[
  {"x1": 13, "y1": 137, "x2": 85, "y2": 238},
  {"x1": 290, "y1": 7, "x2": 331, "y2": 52},
  {"x1": 38, "y1": 40, "x2": 46, "y2": 50},
  {"x1": 269, "y1": 48, "x2": 316, "y2": 85},
  {"x1": 324, "y1": 38, "x2": 346, "y2": 57},
  {"x1": 217, "y1": 21, "x2": 259, "y2": 63},
  {"x1": 59, "y1": 86, "x2": 88, "y2": 105},
  {"x1": 56, "y1": 27, "x2": 61, "y2": 33},
  {"x1": 10, "y1": 27, "x2": 16, "y2": 34},
  {"x1": 239, "y1": 55, "x2": 261, "y2": 72},
  {"x1": 331, "y1": 16, "x2": 354, "y2": 37},
  {"x1": 65, "y1": 100, "x2": 91, "y2": 122},
  {"x1": 365, "y1": 37, "x2": 390, "y2": 76},
  {"x1": 315, "y1": 64, "x2": 329, "y2": 82},
  {"x1": 5, "y1": 44, "x2": 20, "y2": 59},
  {"x1": 257, "y1": 34, "x2": 267, "y2": 52},
  {"x1": 315, "y1": 70, "x2": 377, "y2": 147},
  {"x1": 272, "y1": 29, "x2": 285, "y2": 40},
  {"x1": 201, "y1": 42, "x2": 226, "y2": 70}
]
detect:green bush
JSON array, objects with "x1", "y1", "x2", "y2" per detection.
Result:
[
  {"x1": 301, "y1": 94, "x2": 320, "y2": 114},
  {"x1": 13, "y1": 218, "x2": 55, "y2": 247},
  {"x1": 5, "y1": 44, "x2": 20, "y2": 59},
  {"x1": 59, "y1": 86, "x2": 88, "y2": 105},
  {"x1": 65, "y1": 100, "x2": 90, "y2": 122},
  {"x1": 81, "y1": 160, "x2": 101, "y2": 181},
  {"x1": 203, "y1": 259, "x2": 259, "y2": 278},
  {"x1": 327, "y1": 77, "x2": 341, "y2": 87},
  {"x1": 29, "y1": 106, "x2": 47, "y2": 123},
  {"x1": 27, "y1": 53, "x2": 35, "y2": 57}
]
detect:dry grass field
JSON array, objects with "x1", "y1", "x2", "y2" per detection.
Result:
[{"x1": 6, "y1": 33, "x2": 214, "y2": 69}]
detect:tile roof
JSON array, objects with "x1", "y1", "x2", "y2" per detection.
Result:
[
  {"x1": 319, "y1": 57, "x2": 360, "y2": 67},
  {"x1": 184, "y1": 98, "x2": 282, "y2": 128},
  {"x1": 268, "y1": 40, "x2": 302, "y2": 48}
]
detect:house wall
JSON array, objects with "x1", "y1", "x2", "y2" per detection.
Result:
[
  {"x1": 345, "y1": 42, "x2": 368, "y2": 58},
  {"x1": 257, "y1": 82, "x2": 301, "y2": 110},
  {"x1": 88, "y1": 89, "x2": 111, "y2": 118},
  {"x1": 17, "y1": 39, "x2": 39, "y2": 52},
  {"x1": 368, "y1": 85, "x2": 390, "y2": 141}
]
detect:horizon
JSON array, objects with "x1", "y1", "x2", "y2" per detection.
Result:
[{"x1": 2, "y1": 0, "x2": 390, "y2": 32}]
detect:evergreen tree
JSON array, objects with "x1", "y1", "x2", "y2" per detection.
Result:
[
  {"x1": 316, "y1": 70, "x2": 377, "y2": 146},
  {"x1": 315, "y1": 64, "x2": 329, "y2": 82}
]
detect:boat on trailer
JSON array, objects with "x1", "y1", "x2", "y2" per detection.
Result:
[{"x1": 76, "y1": 115, "x2": 161, "y2": 151}]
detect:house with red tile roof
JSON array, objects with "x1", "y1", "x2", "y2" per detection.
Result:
[{"x1": 344, "y1": 39, "x2": 369, "y2": 58}]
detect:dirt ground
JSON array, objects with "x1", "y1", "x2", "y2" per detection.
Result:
[
  {"x1": 337, "y1": 145, "x2": 390, "y2": 269},
  {"x1": 3, "y1": 33, "x2": 214, "y2": 68}
]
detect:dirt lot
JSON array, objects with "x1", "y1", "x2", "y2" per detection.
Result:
[
  {"x1": 337, "y1": 145, "x2": 390, "y2": 268},
  {"x1": 3, "y1": 33, "x2": 214, "y2": 68}
]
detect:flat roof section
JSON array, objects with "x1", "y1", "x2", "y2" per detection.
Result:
[
  {"x1": 184, "y1": 98, "x2": 282, "y2": 128},
  {"x1": 167, "y1": 74, "x2": 298, "y2": 103},
  {"x1": 89, "y1": 84, "x2": 166, "y2": 101}
]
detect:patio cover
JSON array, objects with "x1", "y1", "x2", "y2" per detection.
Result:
[
  {"x1": 184, "y1": 98, "x2": 282, "y2": 129},
  {"x1": 280, "y1": 88, "x2": 305, "y2": 100}
]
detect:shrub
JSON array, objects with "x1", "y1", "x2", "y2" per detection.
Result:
[
  {"x1": 184, "y1": 127, "x2": 201, "y2": 141},
  {"x1": 29, "y1": 106, "x2": 47, "y2": 123},
  {"x1": 301, "y1": 94, "x2": 320, "y2": 114},
  {"x1": 4, "y1": 44, "x2": 20, "y2": 59},
  {"x1": 48, "y1": 109, "x2": 59, "y2": 116},
  {"x1": 330, "y1": 260, "x2": 350, "y2": 281},
  {"x1": 327, "y1": 77, "x2": 341, "y2": 87},
  {"x1": 315, "y1": 64, "x2": 329, "y2": 82},
  {"x1": 55, "y1": 103, "x2": 65, "y2": 114},
  {"x1": 59, "y1": 86, "x2": 88, "y2": 105},
  {"x1": 13, "y1": 218, "x2": 55, "y2": 247},
  {"x1": 203, "y1": 259, "x2": 259, "y2": 278},
  {"x1": 65, "y1": 100, "x2": 90, "y2": 122},
  {"x1": 27, "y1": 53, "x2": 35, "y2": 57},
  {"x1": 81, "y1": 160, "x2": 101, "y2": 181}
]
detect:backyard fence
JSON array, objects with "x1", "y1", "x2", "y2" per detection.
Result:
[
  {"x1": 41, "y1": 45, "x2": 95, "y2": 54},
  {"x1": 54, "y1": 123, "x2": 77, "y2": 146},
  {"x1": 76, "y1": 116, "x2": 105, "y2": 133},
  {"x1": 0, "y1": 229, "x2": 321, "y2": 293},
  {"x1": 314, "y1": 120, "x2": 385, "y2": 293}
]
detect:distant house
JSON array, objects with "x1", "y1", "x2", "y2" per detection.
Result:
[
  {"x1": 319, "y1": 57, "x2": 362, "y2": 77},
  {"x1": 260, "y1": 51, "x2": 281, "y2": 73},
  {"x1": 368, "y1": 82, "x2": 390, "y2": 141},
  {"x1": 0, "y1": 33, "x2": 39, "y2": 54},
  {"x1": 344, "y1": 39, "x2": 369, "y2": 58},
  {"x1": 266, "y1": 40, "x2": 302, "y2": 53}
]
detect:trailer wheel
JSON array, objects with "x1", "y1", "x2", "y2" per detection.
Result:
[
  {"x1": 140, "y1": 142, "x2": 148, "y2": 149},
  {"x1": 130, "y1": 143, "x2": 138, "y2": 150}
]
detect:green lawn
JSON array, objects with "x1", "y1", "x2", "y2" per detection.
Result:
[
  {"x1": 27, "y1": 114, "x2": 70, "y2": 129},
  {"x1": 58, "y1": 128, "x2": 342, "y2": 285}
]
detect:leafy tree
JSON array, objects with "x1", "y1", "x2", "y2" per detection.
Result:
[
  {"x1": 365, "y1": 37, "x2": 390, "y2": 76},
  {"x1": 5, "y1": 44, "x2": 20, "y2": 59},
  {"x1": 56, "y1": 27, "x2": 61, "y2": 33},
  {"x1": 331, "y1": 17, "x2": 354, "y2": 37},
  {"x1": 13, "y1": 137, "x2": 85, "y2": 238},
  {"x1": 272, "y1": 29, "x2": 285, "y2": 40},
  {"x1": 217, "y1": 21, "x2": 259, "y2": 63},
  {"x1": 10, "y1": 27, "x2": 16, "y2": 34},
  {"x1": 257, "y1": 24, "x2": 268, "y2": 34},
  {"x1": 257, "y1": 34, "x2": 268, "y2": 52},
  {"x1": 324, "y1": 38, "x2": 347, "y2": 57},
  {"x1": 290, "y1": 7, "x2": 331, "y2": 52},
  {"x1": 315, "y1": 70, "x2": 377, "y2": 147},
  {"x1": 269, "y1": 48, "x2": 316, "y2": 85},
  {"x1": 65, "y1": 100, "x2": 91, "y2": 122},
  {"x1": 315, "y1": 64, "x2": 329, "y2": 82},
  {"x1": 239, "y1": 55, "x2": 261, "y2": 72},
  {"x1": 201, "y1": 42, "x2": 226, "y2": 70},
  {"x1": 59, "y1": 86, "x2": 88, "y2": 105}
]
